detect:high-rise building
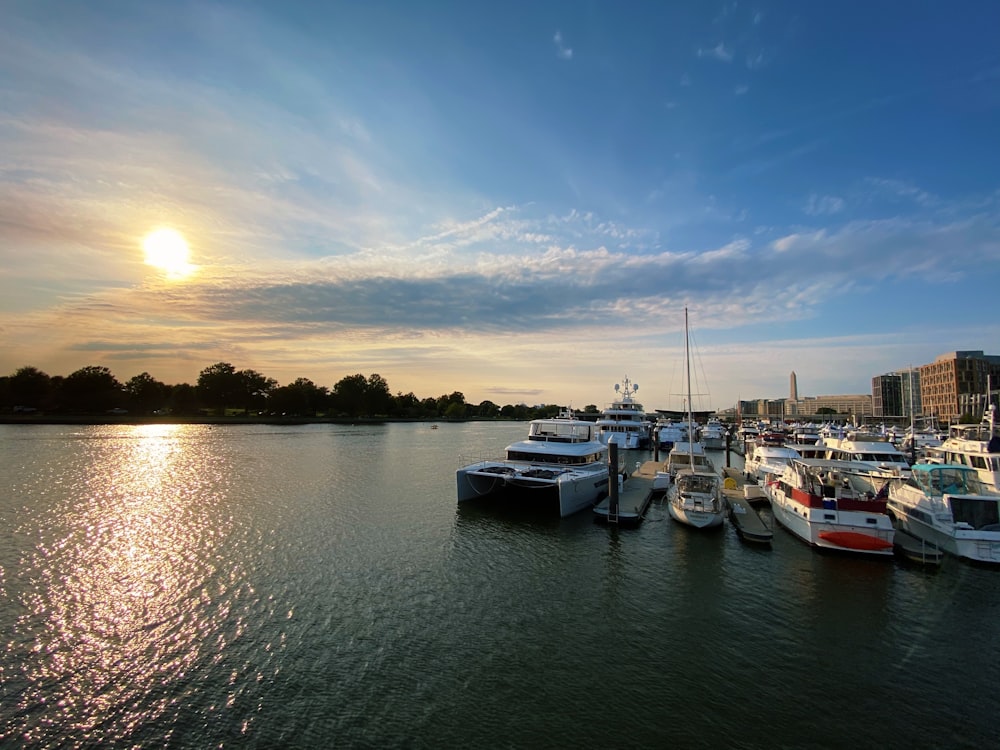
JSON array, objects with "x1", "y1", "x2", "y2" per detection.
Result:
[
  {"x1": 918, "y1": 351, "x2": 1000, "y2": 421},
  {"x1": 872, "y1": 369, "x2": 923, "y2": 418},
  {"x1": 790, "y1": 371, "x2": 798, "y2": 401}
]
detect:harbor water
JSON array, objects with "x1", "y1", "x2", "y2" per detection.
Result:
[{"x1": 1, "y1": 422, "x2": 998, "y2": 748}]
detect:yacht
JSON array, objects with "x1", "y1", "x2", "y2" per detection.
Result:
[
  {"x1": 765, "y1": 458, "x2": 895, "y2": 556},
  {"x1": 744, "y1": 442, "x2": 801, "y2": 485},
  {"x1": 927, "y1": 404, "x2": 1000, "y2": 492},
  {"x1": 701, "y1": 418, "x2": 727, "y2": 450},
  {"x1": 656, "y1": 419, "x2": 690, "y2": 453},
  {"x1": 822, "y1": 430, "x2": 911, "y2": 478},
  {"x1": 666, "y1": 308, "x2": 725, "y2": 529},
  {"x1": 595, "y1": 376, "x2": 651, "y2": 449},
  {"x1": 657, "y1": 440, "x2": 715, "y2": 487},
  {"x1": 886, "y1": 462, "x2": 1000, "y2": 564},
  {"x1": 456, "y1": 411, "x2": 609, "y2": 517}
]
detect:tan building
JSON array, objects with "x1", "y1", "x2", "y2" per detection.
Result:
[
  {"x1": 918, "y1": 351, "x2": 1000, "y2": 422},
  {"x1": 786, "y1": 394, "x2": 873, "y2": 420}
]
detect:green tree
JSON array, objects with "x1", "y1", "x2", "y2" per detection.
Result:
[
  {"x1": 125, "y1": 372, "x2": 169, "y2": 414},
  {"x1": 8, "y1": 366, "x2": 52, "y2": 410},
  {"x1": 61, "y1": 366, "x2": 122, "y2": 412},
  {"x1": 476, "y1": 399, "x2": 500, "y2": 419},
  {"x1": 236, "y1": 369, "x2": 277, "y2": 414},
  {"x1": 197, "y1": 362, "x2": 240, "y2": 415},
  {"x1": 331, "y1": 374, "x2": 368, "y2": 417},
  {"x1": 168, "y1": 383, "x2": 200, "y2": 415}
]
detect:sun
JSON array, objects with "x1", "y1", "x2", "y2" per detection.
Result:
[{"x1": 142, "y1": 228, "x2": 195, "y2": 279}]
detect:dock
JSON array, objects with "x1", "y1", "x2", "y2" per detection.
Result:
[
  {"x1": 721, "y1": 468, "x2": 773, "y2": 544},
  {"x1": 593, "y1": 459, "x2": 662, "y2": 527}
]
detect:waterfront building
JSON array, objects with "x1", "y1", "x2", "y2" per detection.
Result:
[
  {"x1": 918, "y1": 351, "x2": 1000, "y2": 422},
  {"x1": 872, "y1": 370, "x2": 922, "y2": 419}
]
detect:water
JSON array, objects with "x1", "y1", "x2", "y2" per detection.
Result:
[{"x1": 1, "y1": 423, "x2": 998, "y2": 748}]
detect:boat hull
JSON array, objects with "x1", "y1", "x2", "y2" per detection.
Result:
[
  {"x1": 889, "y1": 505, "x2": 1000, "y2": 564},
  {"x1": 668, "y1": 501, "x2": 725, "y2": 528},
  {"x1": 770, "y1": 492, "x2": 894, "y2": 556},
  {"x1": 456, "y1": 463, "x2": 609, "y2": 517}
]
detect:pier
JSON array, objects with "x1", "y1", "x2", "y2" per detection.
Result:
[
  {"x1": 721, "y1": 467, "x2": 773, "y2": 544},
  {"x1": 593, "y1": 458, "x2": 662, "y2": 526}
]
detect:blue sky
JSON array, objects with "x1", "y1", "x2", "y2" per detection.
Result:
[{"x1": 2, "y1": 0, "x2": 999, "y2": 411}]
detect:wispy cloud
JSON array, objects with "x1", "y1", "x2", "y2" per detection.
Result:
[
  {"x1": 697, "y1": 42, "x2": 734, "y2": 62},
  {"x1": 553, "y1": 31, "x2": 573, "y2": 60},
  {"x1": 804, "y1": 194, "x2": 845, "y2": 216},
  {"x1": 735, "y1": 84, "x2": 749, "y2": 95}
]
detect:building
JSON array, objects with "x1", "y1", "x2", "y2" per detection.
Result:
[
  {"x1": 918, "y1": 351, "x2": 1000, "y2": 422},
  {"x1": 872, "y1": 369, "x2": 923, "y2": 419}
]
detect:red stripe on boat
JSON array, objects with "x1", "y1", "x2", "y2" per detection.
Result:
[{"x1": 818, "y1": 531, "x2": 893, "y2": 551}]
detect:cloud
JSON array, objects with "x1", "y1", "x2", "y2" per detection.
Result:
[
  {"x1": 553, "y1": 31, "x2": 573, "y2": 60},
  {"x1": 697, "y1": 42, "x2": 733, "y2": 63},
  {"x1": 804, "y1": 194, "x2": 845, "y2": 215},
  {"x1": 735, "y1": 84, "x2": 749, "y2": 95}
]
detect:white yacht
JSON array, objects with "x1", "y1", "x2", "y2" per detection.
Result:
[
  {"x1": 456, "y1": 411, "x2": 609, "y2": 517},
  {"x1": 744, "y1": 442, "x2": 801, "y2": 485},
  {"x1": 666, "y1": 308, "x2": 725, "y2": 529},
  {"x1": 701, "y1": 418, "x2": 727, "y2": 450},
  {"x1": 595, "y1": 376, "x2": 651, "y2": 449},
  {"x1": 886, "y1": 462, "x2": 1000, "y2": 564},
  {"x1": 765, "y1": 458, "x2": 895, "y2": 556},
  {"x1": 927, "y1": 404, "x2": 1000, "y2": 492},
  {"x1": 822, "y1": 431, "x2": 911, "y2": 478},
  {"x1": 656, "y1": 419, "x2": 690, "y2": 452}
]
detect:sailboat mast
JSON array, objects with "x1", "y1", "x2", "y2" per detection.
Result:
[{"x1": 685, "y1": 307, "x2": 693, "y2": 464}]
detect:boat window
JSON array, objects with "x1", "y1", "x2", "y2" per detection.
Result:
[
  {"x1": 824, "y1": 513, "x2": 835, "y2": 520},
  {"x1": 971, "y1": 455, "x2": 987, "y2": 469},
  {"x1": 949, "y1": 497, "x2": 1000, "y2": 530}
]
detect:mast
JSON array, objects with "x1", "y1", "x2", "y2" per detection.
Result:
[{"x1": 685, "y1": 307, "x2": 694, "y2": 468}]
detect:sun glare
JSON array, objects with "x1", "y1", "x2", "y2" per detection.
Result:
[{"x1": 143, "y1": 228, "x2": 194, "y2": 279}]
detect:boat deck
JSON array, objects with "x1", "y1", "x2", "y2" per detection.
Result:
[
  {"x1": 721, "y1": 468, "x2": 773, "y2": 544},
  {"x1": 593, "y1": 460, "x2": 661, "y2": 526}
]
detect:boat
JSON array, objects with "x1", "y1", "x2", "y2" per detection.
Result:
[
  {"x1": 595, "y1": 376, "x2": 651, "y2": 449},
  {"x1": 456, "y1": 410, "x2": 610, "y2": 517},
  {"x1": 765, "y1": 458, "x2": 895, "y2": 556},
  {"x1": 885, "y1": 462, "x2": 1000, "y2": 564},
  {"x1": 744, "y1": 442, "x2": 801, "y2": 485},
  {"x1": 701, "y1": 418, "x2": 727, "y2": 450},
  {"x1": 927, "y1": 404, "x2": 1000, "y2": 492},
  {"x1": 655, "y1": 418, "x2": 690, "y2": 453},
  {"x1": 892, "y1": 528, "x2": 944, "y2": 566},
  {"x1": 658, "y1": 440, "x2": 714, "y2": 486},
  {"x1": 822, "y1": 430, "x2": 912, "y2": 478},
  {"x1": 666, "y1": 308, "x2": 725, "y2": 529}
]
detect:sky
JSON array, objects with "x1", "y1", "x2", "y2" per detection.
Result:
[{"x1": 2, "y1": 0, "x2": 999, "y2": 412}]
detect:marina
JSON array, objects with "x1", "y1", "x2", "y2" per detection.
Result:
[{"x1": 3, "y1": 421, "x2": 1000, "y2": 749}]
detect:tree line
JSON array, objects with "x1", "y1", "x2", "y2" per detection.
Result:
[{"x1": 0, "y1": 363, "x2": 596, "y2": 420}]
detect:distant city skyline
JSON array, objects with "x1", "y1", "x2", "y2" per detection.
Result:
[{"x1": 2, "y1": 2, "x2": 999, "y2": 411}]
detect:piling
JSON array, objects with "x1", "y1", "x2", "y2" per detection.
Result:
[{"x1": 608, "y1": 441, "x2": 619, "y2": 518}]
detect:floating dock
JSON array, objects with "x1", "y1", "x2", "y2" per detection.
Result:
[
  {"x1": 593, "y1": 459, "x2": 662, "y2": 527},
  {"x1": 721, "y1": 468, "x2": 773, "y2": 544}
]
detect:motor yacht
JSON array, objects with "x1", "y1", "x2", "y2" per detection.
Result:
[{"x1": 456, "y1": 410, "x2": 610, "y2": 517}]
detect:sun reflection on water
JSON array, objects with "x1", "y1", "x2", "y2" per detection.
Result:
[{"x1": 11, "y1": 424, "x2": 242, "y2": 746}]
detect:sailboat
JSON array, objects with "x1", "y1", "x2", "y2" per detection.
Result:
[{"x1": 667, "y1": 307, "x2": 726, "y2": 529}]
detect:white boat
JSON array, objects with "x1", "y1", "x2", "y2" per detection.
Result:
[
  {"x1": 655, "y1": 419, "x2": 690, "y2": 452},
  {"x1": 822, "y1": 430, "x2": 911, "y2": 478},
  {"x1": 456, "y1": 411, "x2": 610, "y2": 517},
  {"x1": 886, "y1": 462, "x2": 1000, "y2": 564},
  {"x1": 927, "y1": 404, "x2": 1000, "y2": 492},
  {"x1": 667, "y1": 308, "x2": 725, "y2": 529},
  {"x1": 595, "y1": 376, "x2": 651, "y2": 449},
  {"x1": 765, "y1": 458, "x2": 895, "y2": 556},
  {"x1": 701, "y1": 418, "x2": 727, "y2": 450},
  {"x1": 744, "y1": 442, "x2": 801, "y2": 485},
  {"x1": 658, "y1": 440, "x2": 714, "y2": 485}
]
